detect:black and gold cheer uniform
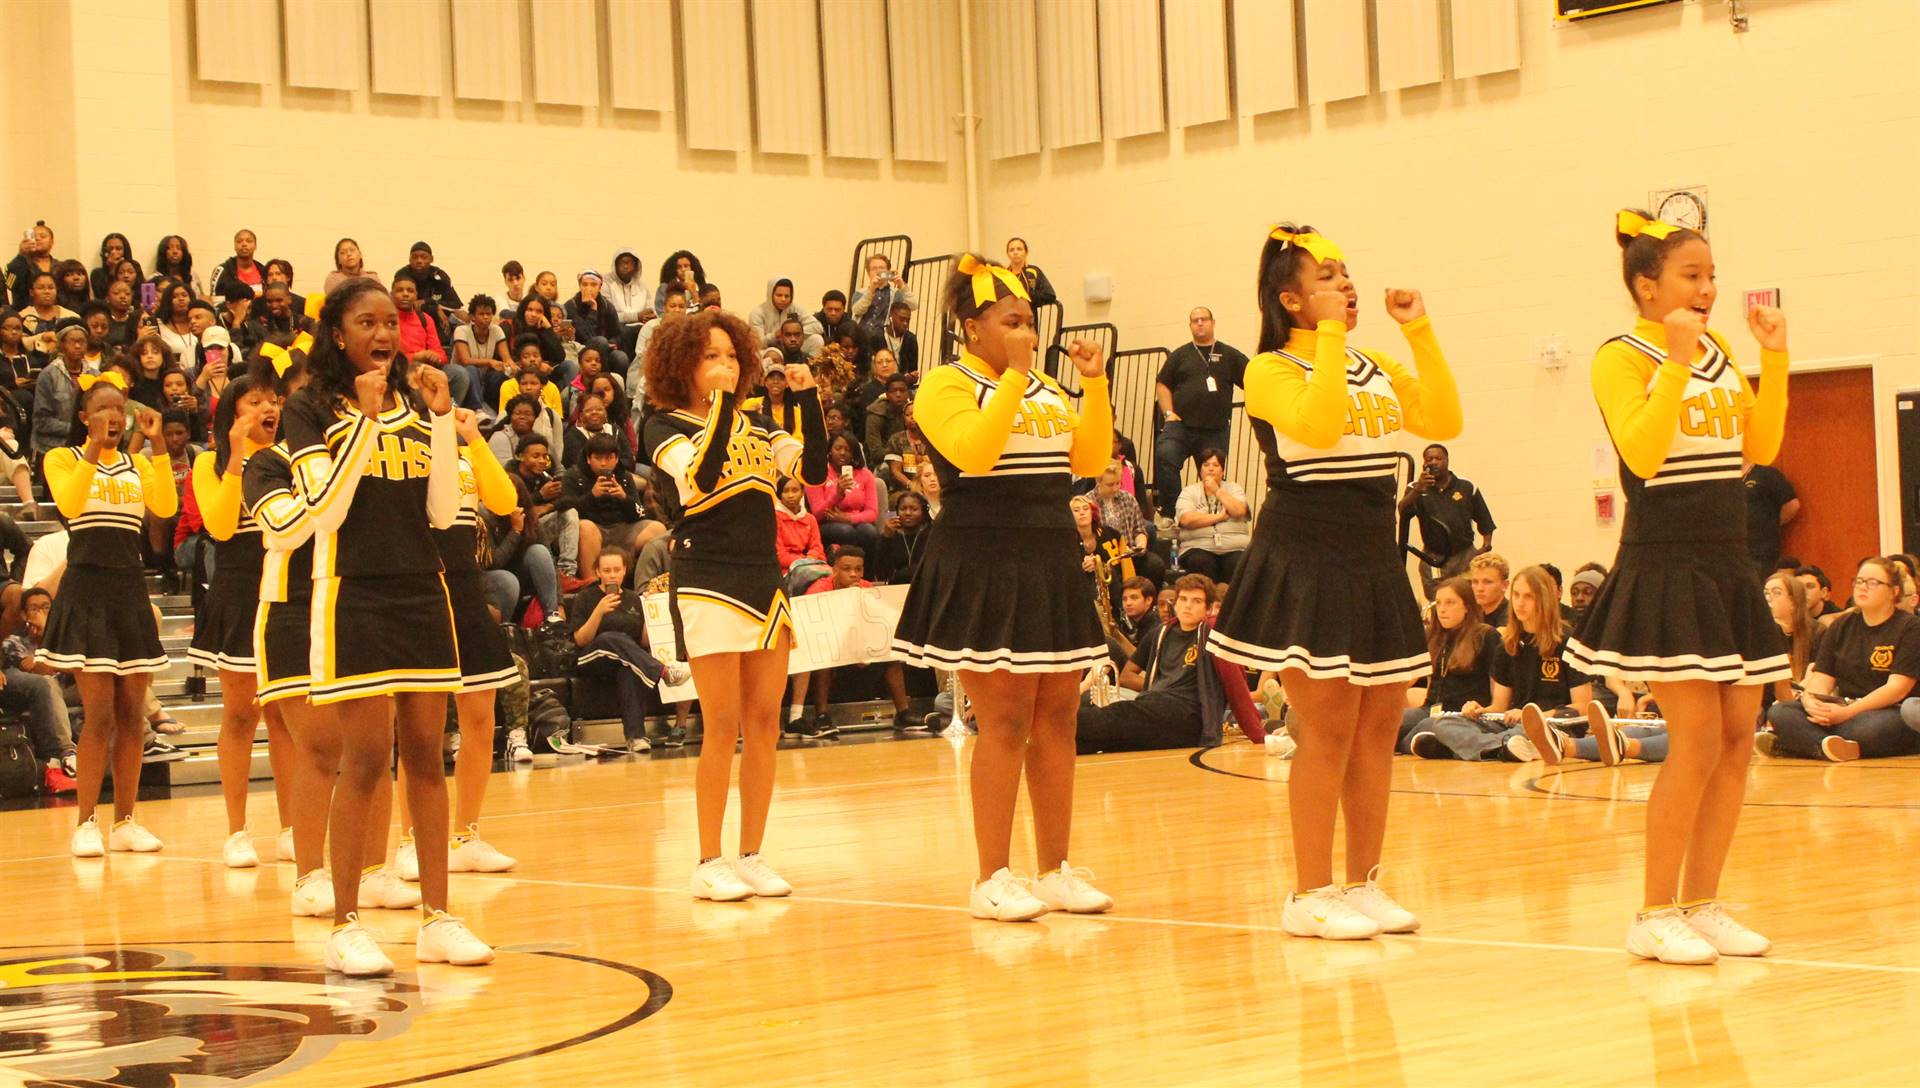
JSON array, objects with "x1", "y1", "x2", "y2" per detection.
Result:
[
  {"x1": 890, "y1": 353, "x2": 1113, "y2": 672},
  {"x1": 244, "y1": 442, "x2": 318, "y2": 706},
  {"x1": 1211, "y1": 317, "x2": 1462, "y2": 685},
  {"x1": 1565, "y1": 318, "x2": 1790, "y2": 684},
  {"x1": 433, "y1": 442, "x2": 520, "y2": 691},
  {"x1": 643, "y1": 387, "x2": 825, "y2": 657},
  {"x1": 283, "y1": 392, "x2": 460, "y2": 705},
  {"x1": 186, "y1": 444, "x2": 267, "y2": 672},
  {"x1": 40, "y1": 445, "x2": 175, "y2": 674}
]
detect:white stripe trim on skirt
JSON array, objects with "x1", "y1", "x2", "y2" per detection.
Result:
[
  {"x1": 36, "y1": 651, "x2": 170, "y2": 676},
  {"x1": 890, "y1": 639, "x2": 1107, "y2": 674},
  {"x1": 1564, "y1": 639, "x2": 1792, "y2": 686},
  {"x1": 459, "y1": 663, "x2": 522, "y2": 692},
  {"x1": 186, "y1": 647, "x2": 258, "y2": 672},
  {"x1": 1205, "y1": 633, "x2": 1431, "y2": 687}
]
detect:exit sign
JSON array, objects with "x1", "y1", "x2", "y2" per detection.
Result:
[{"x1": 1745, "y1": 288, "x2": 1781, "y2": 309}]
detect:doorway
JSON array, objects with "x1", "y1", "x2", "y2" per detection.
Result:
[{"x1": 1774, "y1": 367, "x2": 1877, "y2": 584}]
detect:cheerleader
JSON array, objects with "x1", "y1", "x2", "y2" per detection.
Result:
[
  {"x1": 43, "y1": 372, "x2": 175, "y2": 857},
  {"x1": 641, "y1": 308, "x2": 826, "y2": 901},
  {"x1": 283, "y1": 278, "x2": 490, "y2": 976},
  {"x1": 890, "y1": 255, "x2": 1114, "y2": 921},
  {"x1": 1563, "y1": 210, "x2": 1789, "y2": 964},
  {"x1": 187, "y1": 373, "x2": 301, "y2": 868},
  {"x1": 1209, "y1": 226, "x2": 1461, "y2": 940},
  {"x1": 393, "y1": 408, "x2": 522, "y2": 880}
]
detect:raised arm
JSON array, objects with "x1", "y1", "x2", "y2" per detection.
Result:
[
  {"x1": 425, "y1": 409, "x2": 458, "y2": 529},
  {"x1": 1732, "y1": 320, "x2": 1790, "y2": 465},
  {"x1": 467, "y1": 436, "x2": 520, "y2": 516},
  {"x1": 44, "y1": 447, "x2": 96, "y2": 520},
  {"x1": 1591, "y1": 342, "x2": 1690, "y2": 481},
  {"x1": 1068, "y1": 374, "x2": 1113, "y2": 477},
  {"x1": 913, "y1": 366, "x2": 1025, "y2": 475},
  {"x1": 135, "y1": 452, "x2": 178, "y2": 519},
  {"x1": 285, "y1": 398, "x2": 378, "y2": 538},
  {"x1": 1378, "y1": 315, "x2": 1463, "y2": 441},
  {"x1": 769, "y1": 387, "x2": 828, "y2": 486},
  {"x1": 192, "y1": 450, "x2": 243, "y2": 539},
  {"x1": 1242, "y1": 321, "x2": 1352, "y2": 450}
]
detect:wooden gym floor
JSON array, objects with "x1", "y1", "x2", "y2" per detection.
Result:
[{"x1": 1, "y1": 736, "x2": 1916, "y2": 1086}]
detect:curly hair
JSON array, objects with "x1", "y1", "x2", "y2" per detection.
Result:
[{"x1": 643, "y1": 308, "x2": 757, "y2": 410}]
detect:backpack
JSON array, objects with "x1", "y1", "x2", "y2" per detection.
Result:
[
  {"x1": 506, "y1": 621, "x2": 578, "y2": 679},
  {"x1": 525, "y1": 687, "x2": 573, "y2": 752},
  {"x1": 0, "y1": 718, "x2": 39, "y2": 799}
]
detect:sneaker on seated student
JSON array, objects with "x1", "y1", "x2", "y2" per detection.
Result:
[
  {"x1": 1525, "y1": 700, "x2": 1669, "y2": 767},
  {"x1": 1764, "y1": 556, "x2": 1920, "y2": 761},
  {"x1": 787, "y1": 546, "x2": 924, "y2": 737},
  {"x1": 1076, "y1": 574, "x2": 1215, "y2": 754},
  {"x1": 568, "y1": 547, "x2": 683, "y2": 753},
  {"x1": 1399, "y1": 576, "x2": 1501, "y2": 755},
  {"x1": 1419, "y1": 565, "x2": 1592, "y2": 761},
  {"x1": 560, "y1": 433, "x2": 665, "y2": 564}
]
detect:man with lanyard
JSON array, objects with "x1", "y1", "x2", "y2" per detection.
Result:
[
  {"x1": 1152, "y1": 307, "x2": 1247, "y2": 524},
  {"x1": 1398, "y1": 443, "x2": 1497, "y2": 599}
]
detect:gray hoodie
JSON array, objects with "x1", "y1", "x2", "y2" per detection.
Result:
[
  {"x1": 747, "y1": 277, "x2": 824, "y2": 355},
  {"x1": 604, "y1": 247, "x2": 650, "y2": 327}
]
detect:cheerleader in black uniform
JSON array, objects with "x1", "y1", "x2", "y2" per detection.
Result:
[
  {"x1": 642, "y1": 308, "x2": 826, "y2": 902},
  {"x1": 43, "y1": 373, "x2": 175, "y2": 858},
  {"x1": 392, "y1": 408, "x2": 522, "y2": 879},
  {"x1": 1210, "y1": 226, "x2": 1461, "y2": 940},
  {"x1": 890, "y1": 256, "x2": 1115, "y2": 922},
  {"x1": 1563, "y1": 211, "x2": 1789, "y2": 964},
  {"x1": 188, "y1": 373, "x2": 301, "y2": 869},
  {"x1": 283, "y1": 279, "x2": 490, "y2": 976}
]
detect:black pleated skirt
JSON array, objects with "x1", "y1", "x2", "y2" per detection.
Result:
[
  {"x1": 1211, "y1": 507, "x2": 1429, "y2": 686},
  {"x1": 1566, "y1": 539, "x2": 1789, "y2": 685},
  {"x1": 891, "y1": 523, "x2": 1106, "y2": 674},
  {"x1": 447, "y1": 569, "x2": 517, "y2": 691},
  {"x1": 188, "y1": 565, "x2": 263, "y2": 672},
  {"x1": 40, "y1": 566, "x2": 168, "y2": 675}
]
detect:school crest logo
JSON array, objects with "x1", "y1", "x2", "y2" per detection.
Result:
[
  {"x1": 1451, "y1": 490, "x2": 1463, "y2": 501},
  {"x1": 1183, "y1": 645, "x2": 1199, "y2": 666},
  {"x1": 1541, "y1": 659, "x2": 1563, "y2": 682},
  {"x1": 1871, "y1": 645, "x2": 1895, "y2": 670}
]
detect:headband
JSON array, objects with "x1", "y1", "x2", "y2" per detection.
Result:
[
  {"x1": 954, "y1": 254, "x2": 1029, "y2": 317},
  {"x1": 1268, "y1": 227, "x2": 1344, "y2": 265},
  {"x1": 1616, "y1": 209, "x2": 1682, "y2": 241},
  {"x1": 77, "y1": 371, "x2": 128, "y2": 393}
]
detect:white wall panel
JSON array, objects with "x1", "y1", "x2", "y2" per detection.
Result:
[
  {"x1": 1375, "y1": 0, "x2": 1443, "y2": 90},
  {"x1": 681, "y1": 0, "x2": 752, "y2": 151},
  {"x1": 1451, "y1": 0, "x2": 1521, "y2": 77},
  {"x1": 450, "y1": 0, "x2": 521, "y2": 102},
  {"x1": 888, "y1": 0, "x2": 957, "y2": 161},
  {"x1": 1163, "y1": 0, "x2": 1229, "y2": 127},
  {"x1": 1232, "y1": 0, "x2": 1296, "y2": 115},
  {"x1": 821, "y1": 0, "x2": 891, "y2": 158},
  {"x1": 369, "y1": 0, "x2": 447, "y2": 97},
  {"x1": 608, "y1": 0, "x2": 675, "y2": 110},
  {"x1": 285, "y1": 0, "x2": 366, "y2": 90},
  {"x1": 1097, "y1": 0, "x2": 1164, "y2": 138},
  {"x1": 532, "y1": 0, "x2": 600, "y2": 105},
  {"x1": 752, "y1": 0, "x2": 823, "y2": 155},
  {"x1": 975, "y1": 0, "x2": 1040, "y2": 159},
  {"x1": 1302, "y1": 0, "x2": 1368, "y2": 104},
  {"x1": 1036, "y1": 0, "x2": 1100, "y2": 148},
  {"x1": 193, "y1": 0, "x2": 276, "y2": 85}
]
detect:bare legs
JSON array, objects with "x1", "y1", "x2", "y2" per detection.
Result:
[
  {"x1": 1643, "y1": 680, "x2": 1760, "y2": 907},
  {"x1": 325, "y1": 693, "x2": 447, "y2": 923},
  {"x1": 73, "y1": 672, "x2": 150, "y2": 825},
  {"x1": 959, "y1": 668, "x2": 1084, "y2": 880},
  {"x1": 1279, "y1": 671, "x2": 1410, "y2": 890},
  {"x1": 688, "y1": 637, "x2": 790, "y2": 859}
]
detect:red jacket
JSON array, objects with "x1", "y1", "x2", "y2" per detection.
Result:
[{"x1": 775, "y1": 504, "x2": 824, "y2": 573}]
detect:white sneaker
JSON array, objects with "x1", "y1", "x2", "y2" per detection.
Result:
[
  {"x1": 969, "y1": 867, "x2": 1049, "y2": 922},
  {"x1": 1626, "y1": 906, "x2": 1719, "y2": 965},
  {"x1": 1520, "y1": 704, "x2": 1565, "y2": 767},
  {"x1": 71, "y1": 816, "x2": 105, "y2": 858},
  {"x1": 223, "y1": 830, "x2": 259, "y2": 869},
  {"x1": 1504, "y1": 733, "x2": 1540, "y2": 762},
  {"x1": 276, "y1": 826, "x2": 296, "y2": 862},
  {"x1": 394, "y1": 837, "x2": 420, "y2": 882},
  {"x1": 731, "y1": 853, "x2": 792, "y2": 897},
  {"x1": 690, "y1": 857, "x2": 754, "y2": 901},
  {"x1": 359, "y1": 867, "x2": 424, "y2": 910},
  {"x1": 1683, "y1": 902, "x2": 1771, "y2": 957},
  {"x1": 324, "y1": 914, "x2": 394, "y2": 977},
  {"x1": 1282, "y1": 885, "x2": 1382, "y2": 940},
  {"x1": 663, "y1": 661, "x2": 692, "y2": 686},
  {"x1": 443, "y1": 730, "x2": 462, "y2": 759},
  {"x1": 291, "y1": 869, "x2": 335, "y2": 917},
  {"x1": 626, "y1": 735, "x2": 652, "y2": 754},
  {"x1": 1341, "y1": 868, "x2": 1419, "y2": 933},
  {"x1": 1264, "y1": 731, "x2": 1297, "y2": 759},
  {"x1": 417, "y1": 910, "x2": 495, "y2": 966},
  {"x1": 449, "y1": 827, "x2": 517, "y2": 873},
  {"x1": 1033, "y1": 863, "x2": 1114, "y2": 914},
  {"x1": 506, "y1": 729, "x2": 533, "y2": 763},
  {"x1": 108, "y1": 817, "x2": 162, "y2": 853}
]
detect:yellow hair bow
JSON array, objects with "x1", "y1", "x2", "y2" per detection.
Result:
[
  {"x1": 259, "y1": 331, "x2": 315, "y2": 377},
  {"x1": 77, "y1": 371, "x2": 128, "y2": 393},
  {"x1": 303, "y1": 292, "x2": 324, "y2": 320},
  {"x1": 1269, "y1": 227, "x2": 1344, "y2": 265},
  {"x1": 955, "y1": 253, "x2": 1029, "y2": 314},
  {"x1": 1617, "y1": 209, "x2": 1681, "y2": 241}
]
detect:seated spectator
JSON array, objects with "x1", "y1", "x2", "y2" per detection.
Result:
[
  {"x1": 850, "y1": 253, "x2": 915, "y2": 338},
  {"x1": 569, "y1": 547, "x2": 684, "y2": 753},
  {"x1": 775, "y1": 475, "x2": 831, "y2": 595},
  {"x1": 454, "y1": 293, "x2": 512, "y2": 409},
  {"x1": 149, "y1": 233, "x2": 203, "y2": 297},
  {"x1": 493, "y1": 386, "x2": 560, "y2": 462},
  {"x1": 786, "y1": 546, "x2": 924, "y2": 737},
  {"x1": 508, "y1": 433, "x2": 585, "y2": 582},
  {"x1": 497, "y1": 337, "x2": 565, "y2": 417},
  {"x1": 872, "y1": 301, "x2": 919, "y2": 381},
  {"x1": 54, "y1": 259, "x2": 91, "y2": 312},
  {"x1": 1004, "y1": 236, "x2": 1057, "y2": 307},
  {"x1": 605, "y1": 248, "x2": 651, "y2": 350},
  {"x1": 160, "y1": 373, "x2": 206, "y2": 446},
  {"x1": 1797, "y1": 564, "x2": 1841, "y2": 617},
  {"x1": 1567, "y1": 568, "x2": 1604, "y2": 631},
  {"x1": 399, "y1": 240, "x2": 464, "y2": 321},
  {"x1": 872, "y1": 490, "x2": 931, "y2": 585},
  {"x1": 808, "y1": 434, "x2": 881, "y2": 553},
  {"x1": 566, "y1": 270, "x2": 629, "y2": 377},
  {"x1": 744, "y1": 364, "x2": 800, "y2": 437},
  {"x1": 758, "y1": 317, "x2": 812, "y2": 374},
  {"x1": 90, "y1": 232, "x2": 141, "y2": 301},
  {"x1": 151, "y1": 282, "x2": 198, "y2": 362},
  {"x1": 748, "y1": 278, "x2": 825, "y2": 355},
  {"x1": 1, "y1": 587, "x2": 78, "y2": 790},
  {"x1": 653, "y1": 250, "x2": 708, "y2": 314},
  {"x1": 916, "y1": 464, "x2": 942, "y2": 518},
  {"x1": 21, "y1": 272, "x2": 76, "y2": 336},
  {"x1": 511, "y1": 294, "x2": 566, "y2": 369},
  {"x1": 153, "y1": 408, "x2": 201, "y2": 570},
  {"x1": 390, "y1": 272, "x2": 464, "y2": 405},
  {"x1": 31, "y1": 324, "x2": 93, "y2": 457},
  {"x1": 1399, "y1": 576, "x2": 1501, "y2": 753},
  {"x1": 210, "y1": 228, "x2": 266, "y2": 302},
  {"x1": 561, "y1": 392, "x2": 637, "y2": 477},
  {"x1": 263, "y1": 258, "x2": 305, "y2": 315},
  {"x1": 1417, "y1": 565, "x2": 1592, "y2": 761},
  {"x1": 559, "y1": 433, "x2": 665, "y2": 564},
  {"x1": 0, "y1": 404, "x2": 35, "y2": 520},
  {"x1": 1764, "y1": 557, "x2": 1920, "y2": 761},
  {"x1": 237, "y1": 282, "x2": 310, "y2": 354},
  {"x1": 1075, "y1": 573, "x2": 1215, "y2": 754},
  {"x1": 191, "y1": 325, "x2": 236, "y2": 416},
  {"x1": 1108, "y1": 575, "x2": 1162, "y2": 667},
  {"x1": 815, "y1": 289, "x2": 859, "y2": 349},
  {"x1": 1469, "y1": 552, "x2": 1511, "y2": 627},
  {"x1": 1, "y1": 308, "x2": 49, "y2": 402},
  {"x1": 1174, "y1": 449, "x2": 1249, "y2": 581},
  {"x1": 863, "y1": 375, "x2": 911, "y2": 469},
  {"x1": 565, "y1": 341, "x2": 612, "y2": 416},
  {"x1": 881, "y1": 400, "x2": 929, "y2": 494},
  {"x1": 216, "y1": 288, "x2": 252, "y2": 341},
  {"x1": 1072, "y1": 493, "x2": 1134, "y2": 624},
  {"x1": 851, "y1": 347, "x2": 902, "y2": 415},
  {"x1": 1765, "y1": 569, "x2": 1818, "y2": 705},
  {"x1": 102, "y1": 280, "x2": 138, "y2": 350},
  {"x1": 1094, "y1": 460, "x2": 1163, "y2": 589},
  {"x1": 498, "y1": 259, "x2": 526, "y2": 315},
  {"x1": 482, "y1": 500, "x2": 562, "y2": 625}
]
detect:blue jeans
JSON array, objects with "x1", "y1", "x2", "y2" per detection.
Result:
[
  {"x1": 1767, "y1": 700, "x2": 1920, "y2": 759},
  {"x1": 2, "y1": 668, "x2": 74, "y2": 759},
  {"x1": 1574, "y1": 724, "x2": 1668, "y2": 763},
  {"x1": 513, "y1": 543, "x2": 560, "y2": 614},
  {"x1": 482, "y1": 569, "x2": 520, "y2": 619},
  {"x1": 173, "y1": 535, "x2": 213, "y2": 580},
  {"x1": 443, "y1": 362, "x2": 477, "y2": 408},
  {"x1": 1153, "y1": 420, "x2": 1231, "y2": 514},
  {"x1": 1425, "y1": 713, "x2": 1523, "y2": 761}
]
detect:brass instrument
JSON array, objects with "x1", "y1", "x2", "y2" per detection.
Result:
[{"x1": 1091, "y1": 548, "x2": 1119, "y2": 642}]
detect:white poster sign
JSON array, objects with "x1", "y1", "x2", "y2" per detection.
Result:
[{"x1": 641, "y1": 584, "x2": 912, "y2": 702}]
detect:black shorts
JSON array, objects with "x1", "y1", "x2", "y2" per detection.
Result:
[
  {"x1": 308, "y1": 573, "x2": 460, "y2": 705},
  {"x1": 446, "y1": 569, "x2": 517, "y2": 691}
]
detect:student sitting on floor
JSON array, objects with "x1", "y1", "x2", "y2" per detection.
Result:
[
  {"x1": 1076, "y1": 574, "x2": 1215, "y2": 754},
  {"x1": 1763, "y1": 556, "x2": 1920, "y2": 762},
  {"x1": 1399, "y1": 575, "x2": 1500, "y2": 753}
]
